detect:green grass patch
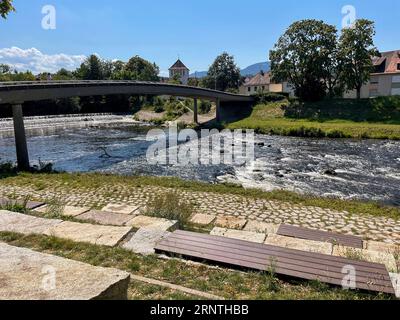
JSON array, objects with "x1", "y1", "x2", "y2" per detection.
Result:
[{"x1": 226, "y1": 98, "x2": 400, "y2": 140}]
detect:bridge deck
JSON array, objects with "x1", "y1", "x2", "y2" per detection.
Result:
[{"x1": 155, "y1": 230, "x2": 395, "y2": 295}]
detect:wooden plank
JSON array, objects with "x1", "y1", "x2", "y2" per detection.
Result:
[
  {"x1": 155, "y1": 231, "x2": 395, "y2": 295},
  {"x1": 161, "y1": 236, "x2": 392, "y2": 286},
  {"x1": 277, "y1": 224, "x2": 363, "y2": 248},
  {"x1": 173, "y1": 230, "x2": 386, "y2": 271},
  {"x1": 166, "y1": 234, "x2": 391, "y2": 281}
]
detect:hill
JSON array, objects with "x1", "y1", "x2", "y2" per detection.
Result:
[{"x1": 190, "y1": 61, "x2": 270, "y2": 78}]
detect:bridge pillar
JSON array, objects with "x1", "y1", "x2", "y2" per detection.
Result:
[
  {"x1": 193, "y1": 98, "x2": 198, "y2": 124},
  {"x1": 215, "y1": 98, "x2": 221, "y2": 123},
  {"x1": 12, "y1": 104, "x2": 30, "y2": 171}
]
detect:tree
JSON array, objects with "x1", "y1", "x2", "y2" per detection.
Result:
[
  {"x1": 270, "y1": 20, "x2": 338, "y2": 101},
  {"x1": 0, "y1": 63, "x2": 11, "y2": 74},
  {"x1": 168, "y1": 73, "x2": 182, "y2": 85},
  {"x1": 53, "y1": 68, "x2": 74, "y2": 80},
  {"x1": 0, "y1": 0, "x2": 15, "y2": 19},
  {"x1": 74, "y1": 55, "x2": 104, "y2": 80},
  {"x1": 338, "y1": 19, "x2": 378, "y2": 99},
  {"x1": 203, "y1": 52, "x2": 241, "y2": 92},
  {"x1": 118, "y1": 55, "x2": 159, "y2": 81}
]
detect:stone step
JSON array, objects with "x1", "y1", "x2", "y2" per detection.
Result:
[
  {"x1": 101, "y1": 203, "x2": 140, "y2": 215},
  {"x1": 122, "y1": 228, "x2": 171, "y2": 255},
  {"x1": 127, "y1": 215, "x2": 178, "y2": 231},
  {"x1": 0, "y1": 210, "x2": 62, "y2": 235},
  {"x1": 34, "y1": 205, "x2": 90, "y2": 217},
  {"x1": 0, "y1": 210, "x2": 132, "y2": 247},
  {"x1": 77, "y1": 210, "x2": 134, "y2": 226},
  {"x1": 210, "y1": 227, "x2": 266, "y2": 243},
  {"x1": 0, "y1": 243, "x2": 130, "y2": 300},
  {"x1": 0, "y1": 198, "x2": 45, "y2": 210}
]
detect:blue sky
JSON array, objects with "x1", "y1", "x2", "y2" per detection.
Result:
[{"x1": 0, "y1": 0, "x2": 399, "y2": 75}]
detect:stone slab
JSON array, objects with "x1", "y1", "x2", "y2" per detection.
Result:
[
  {"x1": 210, "y1": 227, "x2": 266, "y2": 243},
  {"x1": 243, "y1": 221, "x2": 280, "y2": 234},
  {"x1": 44, "y1": 221, "x2": 132, "y2": 247},
  {"x1": 0, "y1": 198, "x2": 45, "y2": 210},
  {"x1": 214, "y1": 215, "x2": 247, "y2": 230},
  {"x1": 0, "y1": 210, "x2": 62, "y2": 235},
  {"x1": 190, "y1": 214, "x2": 216, "y2": 226},
  {"x1": 126, "y1": 215, "x2": 177, "y2": 231},
  {"x1": 333, "y1": 246, "x2": 398, "y2": 273},
  {"x1": 101, "y1": 203, "x2": 140, "y2": 215},
  {"x1": 0, "y1": 243, "x2": 130, "y2": 300},
  {"x1": 35, "y1": 205, "x2": 90, "y2": 217},
  {"x1": 389, "y1": 273, "x2": 400, "y2": 298},
  {"x1": 264, "y1": 234, "x2": 333, "y2": 255},
  {"x1": 366, "y1": 241, "x2": 400, "y2": 254},
  {"x1": 122, "y1": 228, "x2": 171, "y2": 255},
  {"x1": 77, "y1": 210, "x2": 133, "y2": 226}
]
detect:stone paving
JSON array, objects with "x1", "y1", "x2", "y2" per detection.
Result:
[{"x1": 1, "y1": 182, "x2": 400, "y2": 244}]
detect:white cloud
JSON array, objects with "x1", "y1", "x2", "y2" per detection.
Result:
[{"x1": 0, "y1": 47, "x2": 86, "y2": 74}]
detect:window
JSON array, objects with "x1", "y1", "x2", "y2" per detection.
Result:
[
  {"x1": 262, "y1": 86, "x2": 265, "y2": 91},
  {"x1": 398, "y1": 63, "x2": 400, "y2": 70},
  {"x1": 247, "y1": 87, "x2": 251, "y2": 92},
  {"x1": 254, "y1": 86, "x2": 258, "y2": 91}
]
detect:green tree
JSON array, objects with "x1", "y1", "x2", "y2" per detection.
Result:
[
  {"x1": 53, "y1": 68, "x2": 74, "y2": 80},
  {"x1": 168, "y1": 73, "x2": 182, "y2": 85},
  {"x1": 118, "y1": 55, "x2": 159, "y2": 81},
  {"x1": 338, "y1": 19, "x2": 378, "y2": 99},
  {"x1": 270, "y1": 19, "x2": 338, "y2": 101},
  {"x1": 0, "y1": 64, "x2": 11, "y2": 74},
  {"x1": 0, "y1": 0, "x2": 15, "y2": 19},
  {"x1": 74, "y1": 55, "x2": 104, "y2": 80},
  {"x1": 203, "y1": 52, "x2": 241, "y2": 92}
]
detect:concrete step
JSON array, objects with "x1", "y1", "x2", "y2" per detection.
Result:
[{"x1": 0, "y1": 243, "x2": 130, "y2": 300}]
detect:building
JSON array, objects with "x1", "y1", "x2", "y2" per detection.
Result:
[
  {"x1": 169, "y1": 59, "x2": 190, "y2": 85},
  {"x1": 239, "y1": 72, "x2": 292, "y2": 96},
  {"x1": 344, "y1": 50, "x2": 400, "y2": 98}
]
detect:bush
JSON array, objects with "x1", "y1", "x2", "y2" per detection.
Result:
[
  {"x1": 144, "y1": 192, "x2": 193, "y2": 228},
  {"x1": 199, "y1": 100, "x2": 212, "y2": 114},
  {"x1": 252, "y1": 92, "x2": 288, "y2": 104}
]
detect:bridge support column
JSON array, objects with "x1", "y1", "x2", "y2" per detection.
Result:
[
  {"x1": 193, "y1": 98, "x2": 198, "y2": 124},
  {"x1": 215, "y1": 98, "x2": 221, "y2": 123},
  {"x1": 12, "y1": 104, "x2": 30, "y2": 171}
]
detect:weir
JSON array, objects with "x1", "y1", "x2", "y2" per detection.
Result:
[{"x1": 0, "y1": 80, "x2": 254, "y2": 170}]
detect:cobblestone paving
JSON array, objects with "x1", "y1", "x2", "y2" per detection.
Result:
[{"x1": 1, "y1": 183, "x2": 399, "y2": 244}]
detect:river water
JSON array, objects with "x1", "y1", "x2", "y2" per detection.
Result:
[{"x1": 0, "y1": 123, "x2": 399, "y2": 206}]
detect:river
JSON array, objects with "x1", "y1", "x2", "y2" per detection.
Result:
[{"x1": 0, "y1": 118, "x2": 399, "y2": 206}]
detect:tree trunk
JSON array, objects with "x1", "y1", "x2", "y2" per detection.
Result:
[{"x1": 356, "y1": 86, "x2": 361, "y2": 99}]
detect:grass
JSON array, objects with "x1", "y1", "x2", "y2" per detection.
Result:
[
  {"x1": 0, "y1": 231, "x2": 394, "y2": 300},
  {"x1": 144, "y1": 191, "x2": 193, "y2": 228},
  {"x1": 2, "y1": 172, "x2": 399, "y2": 220},
  {"x1": 226, "y1": 98, "x2": 400, "y2": 140}
]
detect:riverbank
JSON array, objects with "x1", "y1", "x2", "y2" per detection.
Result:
[
  {"x1": 225, "y1": 98, "x2": 400, "y2": 140},
  {"x1": 1, "y1": 173, "x2": 399, "y2": 240}
]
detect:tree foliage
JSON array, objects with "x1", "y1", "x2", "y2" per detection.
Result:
[
  {"x1": 115, "y1": 55, "x2": 159, "y2": 81},
  {"x1": 203, "y1": 52, "x2": 241, "y2": 91},
  {"x1": 338, "y1": 19, "x2": 378, "y2": 99},
  {"x1": 0, "y1": 0, "x2": 15, "y2": 19},
  {"x1": 270, "y1": 20, "x2": 339, "y2": 101}
]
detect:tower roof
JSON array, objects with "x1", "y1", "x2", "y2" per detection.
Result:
[{"x1": 169, "y1": 59, "x2": 189, "y2": 70}]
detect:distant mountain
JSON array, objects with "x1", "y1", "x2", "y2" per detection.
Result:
[
  {"x1": 190, "y1": 61, "x2": 270, "y2": 78},
  {"x1": 240, "y1": 62, "x2": 270, "y2": 77}
]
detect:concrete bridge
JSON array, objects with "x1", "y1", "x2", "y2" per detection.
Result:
[{"x1": 0, "y1": 80, "x2": 254, "y2": 170}]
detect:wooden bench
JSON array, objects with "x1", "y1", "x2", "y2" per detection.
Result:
[
  {"x1": 277, "y1": 224, "x2": 364, "y2": 249},
  {"x1": 155, "y1": 230, "x2": 395, "y2": 295},
  {"x1": 0, "y1": 197, "x2": 45, "y2": 210}
]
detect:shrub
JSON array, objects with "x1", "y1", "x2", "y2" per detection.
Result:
[
  {"x1": 252, "y1": 92, "x2": 288, "y2": 104},
  {"x1": 144, "y1": 192, "x2": 193, "y2": 228}
]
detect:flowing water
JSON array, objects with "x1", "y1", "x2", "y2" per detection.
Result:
[{"x1": 0, "y1": 118, "x2": 399, "y2": 206}]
